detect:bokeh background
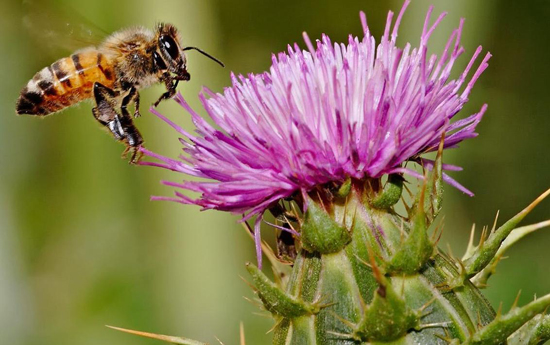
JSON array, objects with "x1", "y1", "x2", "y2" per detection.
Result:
[{"x1": 1, "y1": 0, "x2": 550, "y2": 344}]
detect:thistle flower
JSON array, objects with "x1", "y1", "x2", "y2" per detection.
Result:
[
  {"x1": 142, "y1": 1, "x2": 489, "y2": 263},
  {"x1": 131, "y1": 2, "x2": 550, "y2": 344}
]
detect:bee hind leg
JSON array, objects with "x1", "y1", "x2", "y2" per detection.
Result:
[
  {"x1": 119, "y1": 106, "x2": 143, "y2": 149},
  {"x1": 93, "y1": 82, "x2": 144, "y2": 164},
  {"x1": 121, "y1": 145, "x2": 143, "y2": 164},
  {"x1": 92, "y1": 82, "x2": 125, "y2": 140}
]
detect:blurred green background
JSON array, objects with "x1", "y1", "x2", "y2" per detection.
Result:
[{"x1": 1, "y1": 0, "x2": 549, "y2": 344}]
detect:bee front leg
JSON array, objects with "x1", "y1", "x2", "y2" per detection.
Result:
[
  {"x1": 121, "y1": 86, "x2": 141, "y2": 118},
  {"x1": 153, "y1": 75, "x2": 178, "y2": 107}
]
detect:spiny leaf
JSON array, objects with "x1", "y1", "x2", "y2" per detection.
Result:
[
  {"x1": 463, "y1": 189, "x2": 550, "y2": 278},
  {"x1": 107, "y1": 325, "x2": 208, "y2": 345},
  {"x1": 472, "y1": 220, "x2": 550, "y2": 288},
  {"x1": 464, "y1": 294, "x2": 550, "y2": 345},
  {"x1": 370, "y1": 174, "x2": 404, "y2": 209},
  {"x1": 354, "y1": 274, "x2": 419, "y2": 341},
  {"x1": 246, "y1": 263, "x2": 318, "y2": 318},
  {"x1": 240, "y1": 222, "x2": 292, "y2": 288},
  {"x1": 337, "y1": 177, "x2": 352, "y2": 198},
  {"x1": 301, "y1": 195, "x2": 351, "y2": 254},
  {"x1": 508, "y1": 313, "x2": 550, "y2": 345},
  {"x1": 386, "y1": 185, "x2": 434, "y2": 274},
  {"x1": 424, "y1": 133, "x2": 445, "y2": 223}
]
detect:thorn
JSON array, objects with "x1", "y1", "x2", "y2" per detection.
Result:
[
  {"x1": 367, "y1": 245, "x2": 385, "y2": 291},
  {"x1": 342, "y1": 195, "x2": 349, "y2": 225},
  {"x1": 434, "y1": 332, "x2": 456, "y2": 344},
  {"x1": 479, "y1": 226, "x2": 488, "y2": 248},
  {"x1": 106, "y1": 325, "x2": 207, "y2": 345},
  {"x1": 511, "y1": 290, "x2": 522, "y2": 311},
  {"x1": 496, "y1": 302, "x2": 503, "y2": 318},
  {"x1": 446, "y1": 243, "x2": 456, "y2": 263},
  {"x1": 491, "y1": 210, "x2": 500, "y2": 234},
  {"x1": 434, "y1": 282, "x2": 452, "y2": 292},
  {"x1": 251, "y1": 311, "x2": 272, "y2": 318},
  {"x1": 214, "y1": 336, "x2": 225, "y2": 345},
  {"x1": 402, "y1": 198, "x2": 412, "y2": 214},
  {"x1": 399, "y1": 219, "x2": 406, "y2": 244},
  {"x1": 319, "y1": 301, "x2": 338, "y2": 310},
  {"x1": 265, "y1": 319, "x2": 279, "y2": 334},
  {"x1": 290, "y1": 202, "x2": 301, "y2": 222},
  {"x1": 239, "y1": 322, "x2": 245, "y2": 345},
  {"x1": 267, "y1": 318, "x2": 288, "y2": 334},
  {"x1": 417, "y1": 321, "x2": 452, "y2": 330},
  {"x1": 432, "y1": 216, "x2": 445, "y2": 247},
  {"x1": 464, "y1": 224, "x2": 477, "y2": 258},
  {"x1": 354, "y1": 254, "x2": 372, "y2": 268},
  {"x1": 349, "y1": 206, "x2": 358, "y2": 238},
  {"x1": 239, "y1": 275, "x2": 255, "y2": 289},
  {"x1": 476, "y1": 310, "x2": 483, "y2": 329},
  {"x1": 475, "y1": 282, "x2": 488, "y2": 289},
  {"x1": 419, "y1": 297, "x2": 437, "y2": 315},
  {"x1": 315, "y1": 190, "x2": 328, "y2": 213},
  {"x1": 243, "y1": 296, "x2": 264, "y2": 310},
  {"x1": 313, "y1": 293, "x2": 337, "y2": 309},
  {"x1": 325, "y1": 330, "x2": 356, "y2": 340},
  {"x1": 327, "y1": 310, "x2": 357, "y2": 330}
]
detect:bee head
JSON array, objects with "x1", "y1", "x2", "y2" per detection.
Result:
[
  {"x1": 153, "y1": 23, "x2": 224, "y2": 81},
  {"x1": 154, "y1": 23, "x2": 189, "y2": 81}
]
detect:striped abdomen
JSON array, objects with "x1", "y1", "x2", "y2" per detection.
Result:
[{"x1": 16, "y1": 49, "x2": 116, "y2": 116}]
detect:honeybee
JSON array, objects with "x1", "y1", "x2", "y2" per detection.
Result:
[{"x1": 16, "y1": 23, "x2": 224, "y2": 163}]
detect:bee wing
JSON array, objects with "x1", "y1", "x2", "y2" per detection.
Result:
[{"x1": 22, "y1": 0, "x2": 110, "y2": 57}]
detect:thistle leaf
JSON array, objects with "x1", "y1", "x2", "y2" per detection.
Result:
[
  {"x1": 463, "y1": 189, "x2": 550, "y2": 278},
  {"x1": 301, "y1": 196, "x2": 352, "y2": 254},
  {"x1": 472, "y1": 220, "x2": 550, "y2": 288},
  {"x1": 246, "y1": 263, "x2": 318, "y2": 318},
  {"x1": 508, "y1": 313, "x2": 550, "y2": 345},
  {"x1": 464, "y1": 294, "x2": 550, "y2": 345},
  {"x1": 354, "y1": 275, "x2": 419, "y2": 341},
  {"x1": 370, "y1": 174, "x2": 404, "y2": 210},
  {"x1": 387, "y1": 189, "x2": 434, "y2": 274}
]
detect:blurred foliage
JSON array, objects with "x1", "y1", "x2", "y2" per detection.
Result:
[{"x1": 0, "y1": 0, "x2": 549, "y2": 344}]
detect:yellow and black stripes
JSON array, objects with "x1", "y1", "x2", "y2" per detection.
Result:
[{"x1": 16, "y1": 50, "x2": 116, "y2": 116}]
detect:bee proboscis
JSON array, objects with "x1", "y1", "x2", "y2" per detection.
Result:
[{"x1": 16, "y1": 23, "x2": 224, "y2": 163}]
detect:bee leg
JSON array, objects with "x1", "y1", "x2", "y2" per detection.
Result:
[
  {"x1": 118, "y1": 113, "x2": 144, "y2": 164},
  {"x1": 121, "y1": 145, "x2": 143, "y2": 164},
  {"x1": 118, "y1": 105, "x2": 144, "y2": 164},
  {"x1": 121, "y1": 86, "x2": 141, "y2": 118},
  {"x1": 133, "y1": 92, "x2": 141, "y2": 118},
  {"x1": 119, "y1": 106, "x2": 144, "y2": 149},
  {"x1": 153, "y1": 76, "x2": 178, "y2": 107},
  {"x1": 93, "y1": 82, "x2": 143, "y2": 164},
  {"x1": 92, "y1": 82, "x2": 125, "y2": 140}
]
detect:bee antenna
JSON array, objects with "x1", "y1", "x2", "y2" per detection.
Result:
[{"x1": 182, "y1": 47, "x2": 225, "y2": 68}]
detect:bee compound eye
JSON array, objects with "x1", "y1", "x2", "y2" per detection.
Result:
[
  {"x1": 153, "y1": 51, "x2": 167, "y2": 70},
  {"x1": 159, "y1": 35, "x2": 179, "y2": 60}
]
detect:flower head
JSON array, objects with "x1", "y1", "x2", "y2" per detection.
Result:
[{"x1": 141, "y1": 1, "x2": 490, "y2": 262}]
